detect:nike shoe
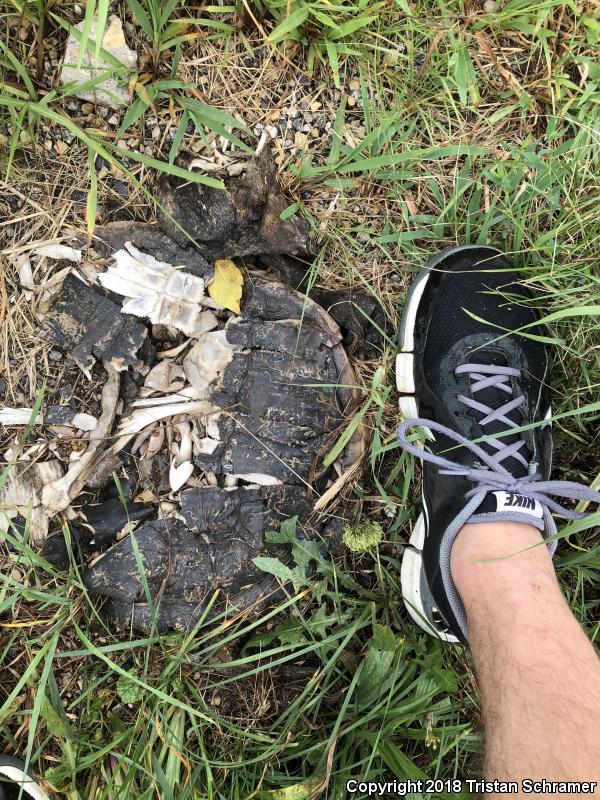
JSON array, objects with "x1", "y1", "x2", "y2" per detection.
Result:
[
  {"x1": 396, "y1": 245, "x2": 600, "y2": 644},
  {"x1": 0, "y1": 755, "x2": 50, "y2": 800}
]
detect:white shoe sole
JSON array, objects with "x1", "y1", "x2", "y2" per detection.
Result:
[
  {"x1": 0, "y1": 759, "x2": 50, "y2": 800},
  {"x1": 397, "y1": 245, "x2": 502, "y2": 643}
]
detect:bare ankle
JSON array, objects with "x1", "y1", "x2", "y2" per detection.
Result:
[{"x1": 451, "y1": 522, "x2": 557, "y2": 614}]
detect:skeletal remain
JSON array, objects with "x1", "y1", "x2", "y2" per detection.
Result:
[
  {"x1": 113, "y1": 400, "x2": 218, "y2": 450},
  {"x1": 0, "y1": 407, "x2": 97, "y2": 431},
  {"x1": 0, "y1": 460, "x2": 64, "y2": 544},
  {"x1": 157, "y1": 339, "x2": 192, "y2": 358},
  {"x1": 16, "y1": 255, "x2": 35, "y2": 299},
  {"x1": 158, "y1": 500, "x2": 178, "y2": 518},
  {"x1": 144, "y1": 361, "x2": 186, "y2": 394},
  {"x1": 230, "y1": 473, "x2": 282, "y2": 486},
  {"x1": 34, "y1": 244, "x2": 82, "y2": 262},
  {"x1": 182, "y1": 330, "x2": 238, "y2": 392},
  {"x1": 188, "y1": 157, "x2": 227, "y2": 173},
  {"x1": 196, "y1": 437, "x2": 220, "y2": 456},
  {"x1": 169, "y1": 459, "x2": 194, "y2": 492},
  {"x1": 131, "y1": 427, "x2": 153, "y2": 454},
  {"x1": 42, "y1": 364, "x2": 120, "y2": 516},
  {"x1": 98, "y1": 243, "x2": 209, "y2": 337},
  {"x1": 145, "y1": 426, "x2": 166, "y2": 459},
  {"x1": 72, "y1": 413, "x2": 98, "y2": 431},
  {"x1": 0, "y1": 408, "x2": 42, "y2": 426},
  {"x1": 132, "y1": 387, "x2": 206, "y2": 407},
  {"x1": 21, "y1": 443, "x2": 48, "y2": 461},
  {"x1": 172, "y1": 421, "x2": 193, "y2": 466}
]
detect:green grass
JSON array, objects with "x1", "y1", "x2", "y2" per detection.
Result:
[{"x1": 1, "y1": 0, "x2": 600, "y2": 797}]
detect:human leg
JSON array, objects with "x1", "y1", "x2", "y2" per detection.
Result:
[{"x1": 452, "y1": 521, "x2": 600, "y2": 784}]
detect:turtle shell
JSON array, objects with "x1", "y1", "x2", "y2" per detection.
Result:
[{"x1": 84, "y1": 276, "x2": 364, "y2": 632}]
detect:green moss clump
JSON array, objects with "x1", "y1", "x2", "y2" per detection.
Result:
[{"x1": 343, "y1": 520, "x2": 383, "y2": 553}]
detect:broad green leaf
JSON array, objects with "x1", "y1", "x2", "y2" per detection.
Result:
[
  {"x1": 372, "y1": 623, "x2": 396, "y2": 652},
  {"x1": 252, "y1": 557, "x2": 295, "y2": 583},
  {"x1": 357, "y1": 644, "x2": 395, "y2": 704},
  {"x1": 117, "y1": 670, "x2": 143, "y2": 704},
  {"x1": 280, "y1": 202, "x2": 301, "y2": 220}
]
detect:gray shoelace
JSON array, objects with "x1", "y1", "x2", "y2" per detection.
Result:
[{"x1": 396, "y1": 362, "x2": 600, "y2": 517}]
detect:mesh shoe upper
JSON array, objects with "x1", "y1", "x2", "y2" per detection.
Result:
[{"x1": 397, "y1": 247, "x2": 600, "y2": 643}]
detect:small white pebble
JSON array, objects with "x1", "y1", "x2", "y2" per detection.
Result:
[{"x1": 483, "y1": 0, "x2": 497, "y2": 10}]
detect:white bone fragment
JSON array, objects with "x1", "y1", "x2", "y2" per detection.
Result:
[
  {"x1": 42, "y1": 364, "x2": 120, "y2": 516},
  {"x1": 157, "y1": 339, "x2": 192, "y2": 358},
  {"x1": 158, "y1": 500, "x2": 178, "y2": 518},
  {"x1": 189, "y1": 157, "x2": 224, "y2": 173},
  {"x1": 144, "y1": 426, "x2": 165, "y2": 459},
  {"x1": 144, "y1": 361, "x2": 186, "y2": 393},
  {"x1": 182, "y1": 330, "x2": 237, "y2": 392},
  {"x1": 34, "y1": 244, "x2": 82, "y2": 262},
  {"x1": 48, "y1": 425, "x2": 74, "y2": 437},
  {"x1": 0, "y1": 460, "x2": 64, "y2": 544},
  {"x1": 205, "y1": 415, "x2": 221, "y2": 440},
  {"x1": 99, "y1": 242, "x2": 208, "y2": 337},
  {"x1": 71, "y1": 413, "x2": 98, "y2": 431},
  {"x1": 0, "y1": 408, "x2": 42, "y2": 426},
  {"x1": 131, "y1": 427, "x2": 153, "y2": 454},
  {"x1": 255, "y1": 129, "x2": 269, "y2": 156},
  {"x1": 196, "y1": 437, "x2": 219, "y2": 455},
  {"x1": 226, "y1": 162, "x2": 245, "y2": 177},
  {"x1": 173, "y1": 421, "x2": 193, "y2": 466},
  {"x1": 114, "y1": 400, "x2": 218, "y2": 447},
  {"x1": 169, "y1": 459, "x2": 194, "y2": 493},
  {"x1": 21, "y1": 444, "x2": 47, "y2": 461},
  {"x1": 204, "y1": 470, "x2": 218, "y2": 486},
  {"x1": 17, "y1": 255, "x2": 35, "y2": 299},
  {"x1": 231, "y1": 473, "x2": 283, "y2": 486},
  {"x1": 132, "y1": 386, "x2": 207, "y2": 407}
]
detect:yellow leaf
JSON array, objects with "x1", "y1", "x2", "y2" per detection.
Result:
[{"x1": 208, "y1": 259, "x2": 244, "y2": 314}]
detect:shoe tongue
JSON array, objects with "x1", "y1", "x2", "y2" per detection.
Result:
[{"x1": 472, "y1": 491, "x2": 544, "y2": 527}]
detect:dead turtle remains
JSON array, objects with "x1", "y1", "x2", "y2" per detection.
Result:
[{"x1": 1, "y1": 155, "x2": 369, "y2": 633}]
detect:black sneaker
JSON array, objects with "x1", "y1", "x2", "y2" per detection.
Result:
[
  {"x1": 396, "y1": 245, "x2": 600, "y2": 644},
  {"x1": 0, "y1": 755, "x2": 49, "y2": 800}
]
